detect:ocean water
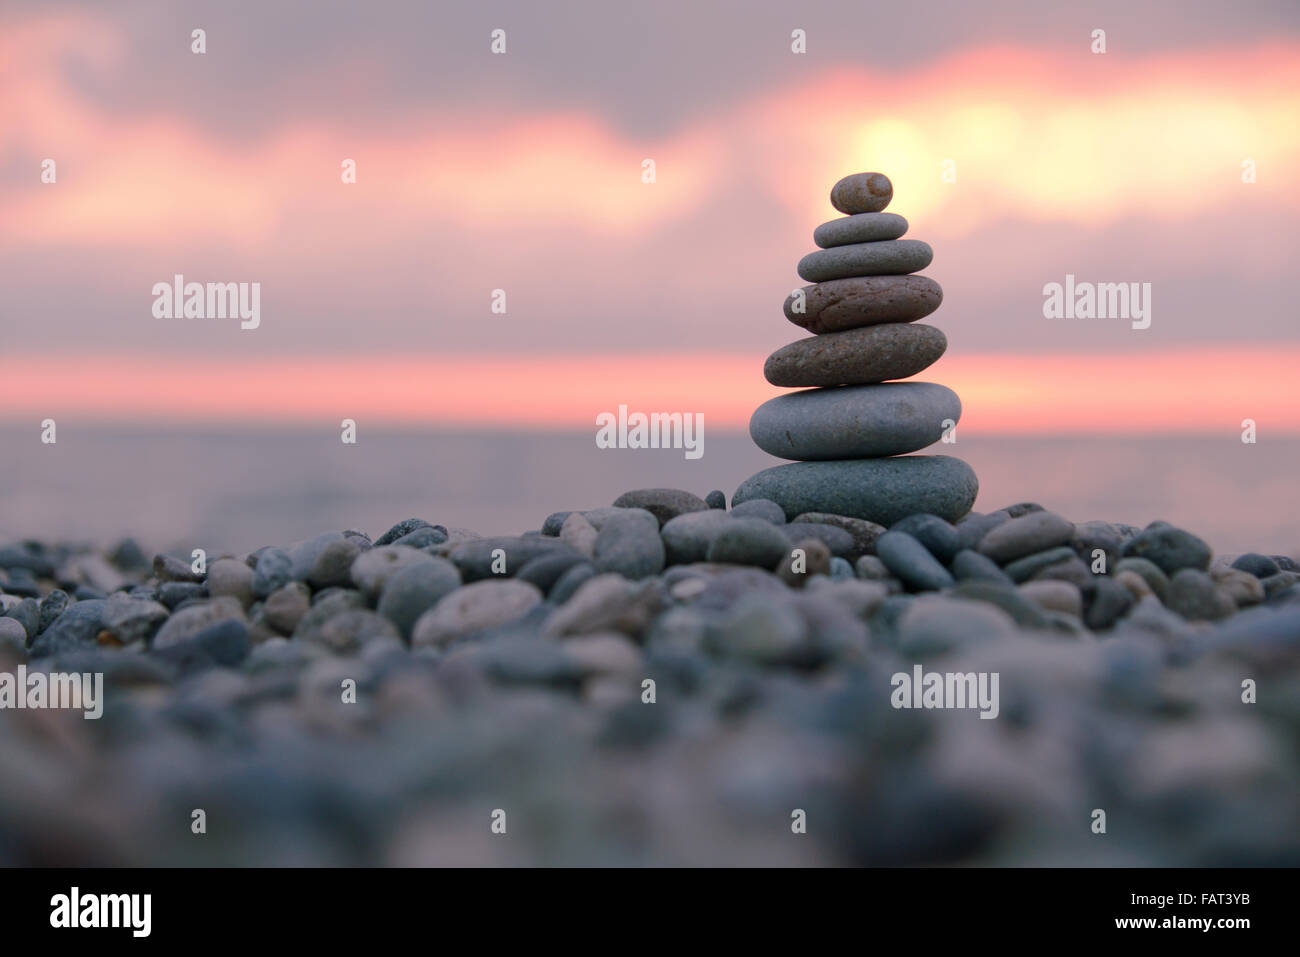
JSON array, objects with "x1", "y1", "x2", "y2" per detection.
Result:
[{"x1": 0, "y1": 427, "x2": 1295, "y2": 557}]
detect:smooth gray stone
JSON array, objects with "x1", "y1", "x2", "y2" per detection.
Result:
[
  {"x1": 1086, "y1": 577, "x2": 1136, "y2": 630},
  {"x1": 780, "y1": 523, "x2": 856, "y2": 559},
  {"x1": 764, "y1": 324, "x2": 946, "y2": 387},
  {"x1": 153, "y1": 597, "x2": 245, "y2": 650},
  {"x1": 797, "y1": 240, "x2": 933, "y2": 282},
  {"x1": 251, "y1": 547, "x2": 292, "y2": 599},
  {"x1": 830, "y1": 171, "x2": 893, "y2": 214},
  {"x1": 949, "y1": 549, "x2": 1014, "y2": 586},
  {"x1": 1232, "y1": 553, "x2": 1281, "y2": 579},
  {"x1": 611, "y1": 488, "x2": 709, "y2": 527},
  {"x1": 706, "y1": 519, "x2": 791, "y2": 569},
  {"x1": 2, "y1": 597, "x2": 39, "y2": 642},
  {"x1": 660, "y1": 510, "x2": 733, "y2": 565},
  {"x1": 516, "y1": 551, "x2": 589, "y2": 594},
  {"x1": 733, "y1": 455, "x2": 978, "y2": 527},
  {"x1": 750, "y1": 382, "x2": 960, "y2": 460},
  {"x1": 1121, "y1": 521, "x2": 1212, "y2": 575},
  {"x1": 153, "y1": 553, "x2": 204, "y2": 584},
  {"x1": 549, "y1": 562, "x2": 597, "y2": 605},
  {"x1": 1002, "y1": 546, "x2": 1078, "y2": 584},
  {"x1": 159, "y1": 582, "x2": 206, "y2": 609},
  {"x1": 393, "y1": 526, "x2": 448, "y2": 549},
  {"x1": 875, "y1": 531, "x2": 955, "y2": 591},
  {"x1": 593, "y1": 511, "x2": 666, "y2": 580},
  {"x1": 375, "y1": 518, "x2": 440, "y2": 547},
  {"x1": 0, "y1": 617, "x2": 27, "y2": 653},
  {"x1": 350, "y1": 545, "x2": 433, "y2": 599},
  {"x1": 890, "y1": 514, "x2": 961, "y2": 564},
  {"x1": 705, "y1": 490, "x2": 727, "y2": 509},
  {"x1": 1114, "y1": 557, "x2": 1170, "y2": 601},
  {"x1": 1167, "y1": 569, "x2": 1236, "y2": 622},
  {"x1": 542, "y1": 511, "x2": 574, "y2": 536},
  {"x1": 784, "y1": 275, "x2": 943, "y2": 333},
  {"x1": 814, "y1": 212, "x2": 907, "y2": 247},
  {"x1": 449, "y1": 536, "x2": 579, "y2": 582},
  {"x1": 950, "y1": 581, "x2": 1052, "y2": 630},
  {"x1": 729, "y1": 499, "x2": 786, "y2": 524},
  {"x1": 956, "y1": 511, "x2": 1009, "y2": 550},
  {"x1": 978, "y1": 511, "x2": 1076, "y2": 564},
  {"x1": 790, "y1": 513, "x2": 885, "y2": 559},
  {"x1": 376, "y1": 558, "x2": 462, "y2": 640}
]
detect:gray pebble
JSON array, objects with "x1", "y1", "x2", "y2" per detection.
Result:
[
  {"x1": 153, "y1": 553, "x2": 204, "y2": 583},
  {"x1": 781, "y1": 522, "x2": 856, "y2": 559},
  {"x1": 152, "y1": 597, "x2": 246, "y2": 650},
  {"x1": 659, "y1": 511, "x2": 731, "y2": 566},
  {"x1": 890, "y1": 513, "x2": 961, "y2": 564},
  {"x1": 1121, "y1": 521, "x2": 1212, "y2": 575},
  {"x1": 549, "y1": 562, "x2": 597, "y2": 605},
  {"x1": 2, "y1": 597, "x2": 40, "y2": 642},
  {"x1": 797, "y1": 239, "x2": 933, "y2": 283},
  {"x1": 375, "y1": 558, "x2": 462, "y2": 639},
  {"x1": 875, "y1": 531, "x2": 955, "y2": 592},
  {"x1": 0, "y1": 617, "x2": 27, "y2": 653},
  {"x1": 207, "y1": 557, "x2": 255, "y2": 609},
  {"x1": 263, "y1": 582, "x2": 313, "y2": 635},
  {"x1": 1114, "y1": 557, "x2": 1170, "y2": 602},
  {"x1": 956, "y1": 510, "x2": 1010, "y2": 550},
  {"x1": 412, "y1": 580, "x2": 543, "y2": 648},
  {"x1": 750, "y1": 381, "x2": 960, "y2": 460},
  {"x1": 611, "y1": 488, "x2": 709, "y2": 526},
  {"x1": 729, "y1": 498, "x2": 786, "y2": 525},
  {"x1": 251, "y1": 548, "x2": 292, "y2": 598},
  {"x1": 978, "y1": 511, "x2": 1075, "y2": 564},
  {"x1": 541, "y1": 511, "x2": 574, "y2": 537},
  {"x1": 1003, "y1": 546, "x2": 1078, "y2": 584},
  {"x1": 735, "y1": 455, "x2": 977, "y2": 527},
  {"x1": 706, "y1": 519, "x2": 791, "y2": 569},
  {"x1": 1167, "y1": 569, "x2": 1236, "y2": 621},
  {"x1": 350, "y1": 545, "x2": 433, "y2": 599},
  {"x1": 949, "y1": 549, "x2": 1014, "y2": 586},
  {"x1": 374, "y1": 518, "x2": 436, "y2": 547},
  {"x1": 1231, "y1": 553, "x2": 1281, "y2": 579},
  {"x1": 1085, "y1": 577, "x2": 1137, "y2": 631},
  {"x1": 814, "y1": 211, "x2": 908, "y2": 247},
  {"x1": 593, "y1": 511, "x2": 666, "y2": 580},
  {"x1": 100, "y1": 596, "x2": 170, "y2": 645}
]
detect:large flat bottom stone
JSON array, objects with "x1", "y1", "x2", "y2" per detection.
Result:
[{"x1": 732, "y1": 455, "x2": 979, "y2": 526}]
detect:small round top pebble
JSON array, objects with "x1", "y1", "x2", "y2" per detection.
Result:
[{"x1": 830, "y1": 172, "x2": 892, "y2": 214}]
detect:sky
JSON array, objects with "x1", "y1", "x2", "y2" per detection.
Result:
[{"x1": 2, "y1": 0, "x2": 1298, "y2": 433}]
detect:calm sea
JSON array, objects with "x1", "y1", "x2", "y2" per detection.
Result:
[{"x1": 0, "y1": 427, "x2": 1295, "y2": 558}]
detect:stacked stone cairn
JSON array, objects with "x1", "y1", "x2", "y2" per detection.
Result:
[{"x1": 734, "y1": 172, "x2": 979, "y2": 526}]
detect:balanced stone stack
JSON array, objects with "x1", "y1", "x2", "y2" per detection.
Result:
[{"x1": 734, "y1": 172, "x2": 978, "y2": 525}]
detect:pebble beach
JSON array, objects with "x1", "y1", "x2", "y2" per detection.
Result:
[{"x1": 2, "y1": 492, "x2": 1298, "y2": 866}]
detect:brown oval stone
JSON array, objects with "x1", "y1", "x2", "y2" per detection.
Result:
[
  {"x1": 784, "y1": 275, "x2": 942, "y2": 333},
  {"x1": 830, "y1": 172, "x2": 893, "y2": 214},
  {"x1": 764, "y1": 323, "x2": 947, "y2": 387}
]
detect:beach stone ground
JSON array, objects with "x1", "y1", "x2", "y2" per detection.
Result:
[{"x1": 1, "y1": 496, "x2": 1296, "y2": 866}]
